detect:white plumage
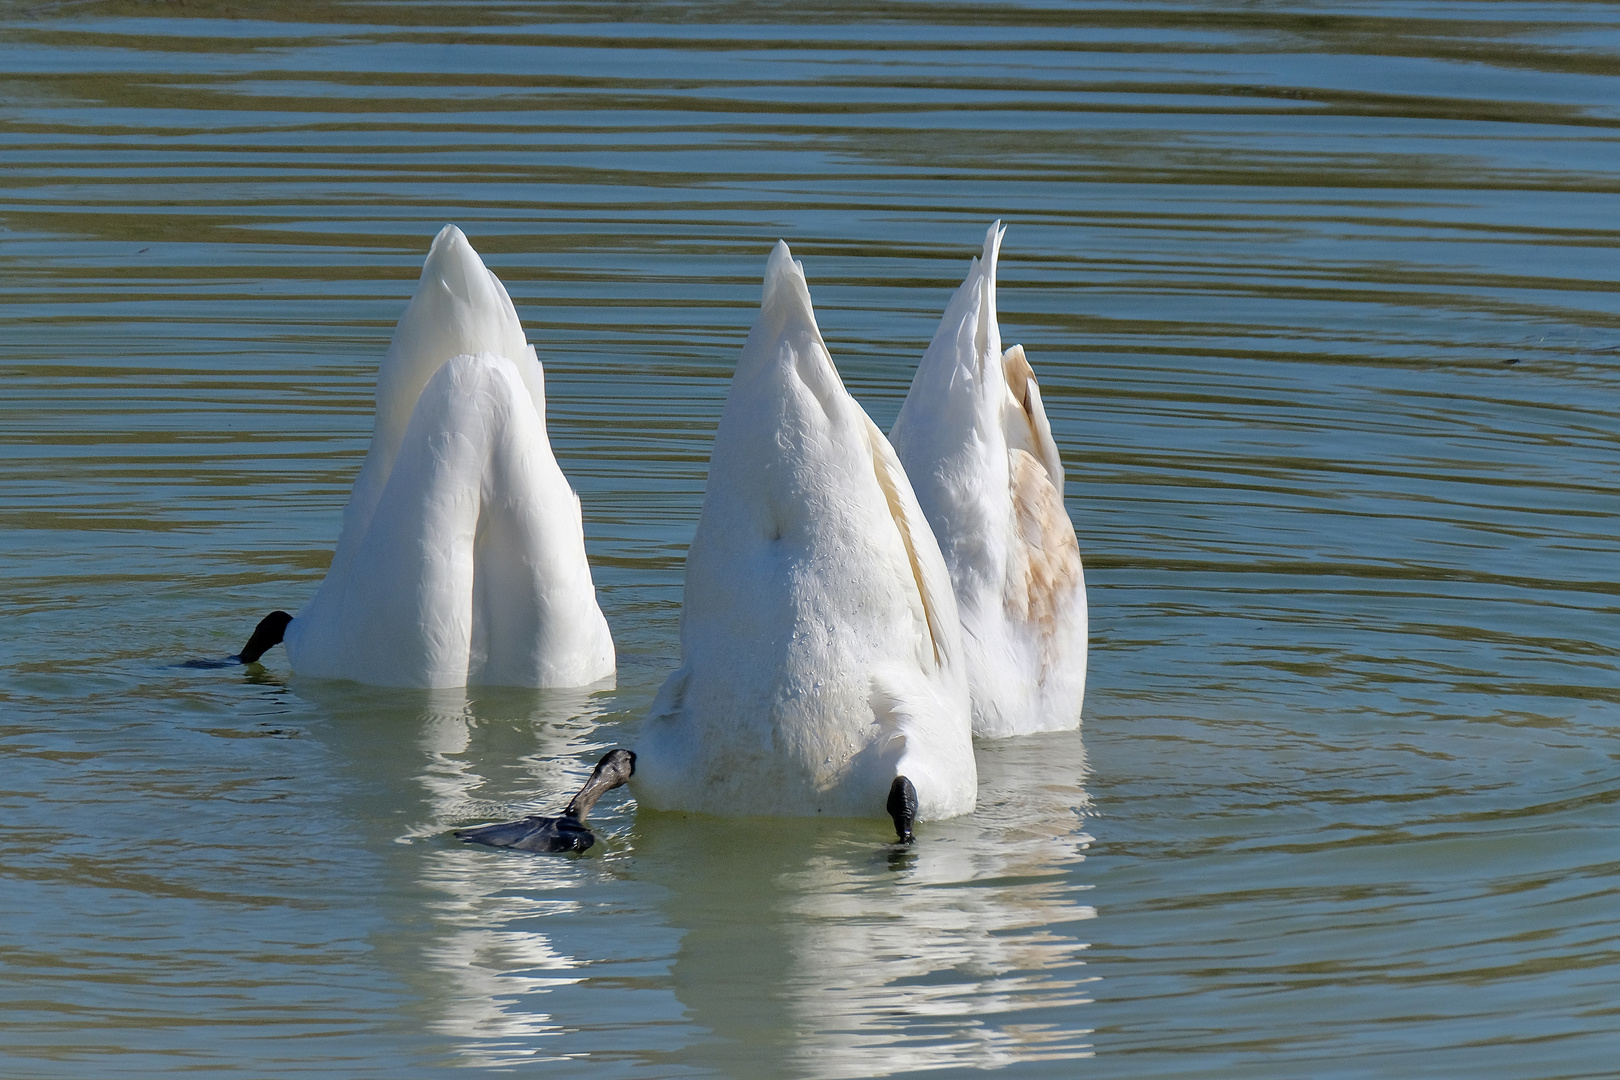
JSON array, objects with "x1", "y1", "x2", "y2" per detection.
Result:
[
  {"x1": 633, "y1": 241, "x2": 976, "y2": 822},
  {"x1": 890, "y1": 223, "x2": 1087, "y2": 737},
  {"x1": 282, "y1": 225, "x2": 615, "y2": 688}
]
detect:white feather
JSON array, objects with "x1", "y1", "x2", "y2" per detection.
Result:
[
  {"x1": 283, "y1": 227, "x2": 614, "y2": 688},
  {"x1": 634, "y1": 241, "x2": 975, "y2": 821},
  {"x1": 890, "y1": 223, "x2": 1087, "y2": 737}
]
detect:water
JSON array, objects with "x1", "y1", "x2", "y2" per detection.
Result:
[{"x1": 2, "y1": 1, "x2": 1618, "y2": 1076}]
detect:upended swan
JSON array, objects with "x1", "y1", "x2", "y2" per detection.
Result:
[
  {"x1": 890, "y1": 223, "x2": 1087, "y2": 737},
  {"x1": 239, "y1": 226, "x2": 615, "y2": 689},
  {"x1": 630, "y1": 241, "x2": 977, "y2": 841}
]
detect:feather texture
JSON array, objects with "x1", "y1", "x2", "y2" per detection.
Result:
[
  {"x1": 634, "y1": 241, "x2": 975, "y2": 821},
  {"x1": 891, "y1": 223, "x2": 1087, "y2": 736},
  {"x1": 282, "y1": 227, "x2": 614, "y2": 688}
]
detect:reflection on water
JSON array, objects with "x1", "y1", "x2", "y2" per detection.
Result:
[
  {"x1": 776, "y1": 736, "x2": 1095, "y2": 1078},
  {"x1": 2, "y1": 0, "x2": 1618, "y2": 1076},
  {"x1": 289, "y1": 681, "x2": 627, "y2": 1069},
  {"x1": 286, "y1": 683, "x2": 1093, "y2": 1075},
  {"x1": 609, "y1": 731, "x2": 1091, "y2": 1079}
]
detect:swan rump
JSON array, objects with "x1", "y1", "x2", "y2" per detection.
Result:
[
  {"x1": 282, "y1": 226, "x2": 614, "y2": 688},
  {"x1": 634, "y1": 241, "x2": 975, "y2": 822},
  {"x1": 890, "y1": 223, "x2": 1087, "y2": 737}
]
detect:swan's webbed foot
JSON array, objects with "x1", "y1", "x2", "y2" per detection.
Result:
[
  {"x1": 562, "y1": 749, "x2": 636, "y2": 819},
  {"x1": 455, "y1": 749, "x2": 636, "y2": 856},
  {"x1": 238, "y1": 610, "x2": 292, "y2": 664},
  {"x1": 454, "y1": 814, "x2": 598, "y2": 853},
  {"x1": 887, "y1": 775, "x2": 918, "y2": 845}
]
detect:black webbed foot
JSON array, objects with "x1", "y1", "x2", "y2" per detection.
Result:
[
  {"x1": 887, "y1": 775, "x2": 918, "y2": 845},
  {"x1": 238, "y1": 611, "x2": 292, "y2": 664},
  {"x1": 455, "y1": 749, "x2": 636, "y2": 856},
  {"x1": 454, "y1": 814, "x2": 597, "y2": 853}
]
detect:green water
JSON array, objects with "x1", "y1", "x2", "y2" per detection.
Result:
[{"x1": 2, "y1": 1, "x2": 1617, "y2": 1076}]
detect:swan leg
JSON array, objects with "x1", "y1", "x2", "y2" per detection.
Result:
[
  {"x1": 238, "y1": 610, "x2": 292, "y2": 664},
  {"x1": 887, "y1": 775, "x2": 918, "y2": 844},
  {"x1": 563, "y1": 748, "x2": 637, "y2": 820},
  {"x1": 456, "y1": 749, "x2": 635, "y2": 855},
  {"x1": 454, "y1": 814, "x2": 596, "y2": 854}
]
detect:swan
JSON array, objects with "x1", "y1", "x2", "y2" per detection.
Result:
[
  {"x1": 632, "y1": 241, "x2": 976, "y2": 841},
  {"x1": 889, "y1": 223, "x2": 1087, "y2": 737},
  {"x1": 239, "y1": 226, "x2": 615, "y2": 689}
]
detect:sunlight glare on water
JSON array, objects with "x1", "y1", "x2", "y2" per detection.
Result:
[{"x1": 1, "y1": 1, "x2": 1617, "y2": 1077}]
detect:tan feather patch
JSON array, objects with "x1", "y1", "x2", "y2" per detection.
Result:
[
  {"x1": 1004, "y1": 343, "x2": 1035, "y2": 412},
  {"x1": 1006, "y1": 449, "x2": 1083, "y2": 642},
  {"x1": 1001, "y1": 345, "x2": 1065, "y2": 494}
]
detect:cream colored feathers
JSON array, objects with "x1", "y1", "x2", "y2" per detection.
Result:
[{"x1": 891, "y1": 224, "x2": 1087, "y2": 736}]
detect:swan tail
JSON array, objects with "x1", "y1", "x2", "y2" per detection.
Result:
[
  {"x1": 891, "y1": 222, "x2": 1008, "y2": 454},
  {"x1": 730, "y1": 240, "x2": 854, "y2": 424},
  {"x1": 337, "y1": 226, "x2": 539, "y2": 585},
  {"x1": 973, "y1": 221, "x2": 1006, "y2": 375},
  {"x1": 869, "y1": 665, "x2": 975, "y2": 822}
]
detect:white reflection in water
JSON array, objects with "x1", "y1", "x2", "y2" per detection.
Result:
[
  {"x1": 413, "y1": 688, "x2": 610, "y2": 1067},
  {"x1": 639, "y1": 730, "x2": 1095, "y2": 1077},
  {"x1": 782, "y1": 844, "x2": 1096, "y2": 1077},
  {"x1": 402, "y1": 682, "x2": 611, "y2": 837},
  {"x1": 783, "y1": 735, "x2": 1097, "y2": 1077},
  {"x1": 293, "y1": 680, "x2": 617, "y2": 1067},
  {"x1": 291, "y1": 680, "x2": 1094, "y2": 1073},
  {"x1": 417, "y1": 849, "x2": 584, "y2": 1065}
]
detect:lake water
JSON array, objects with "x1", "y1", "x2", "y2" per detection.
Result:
[{"x1": 2, "y1": 1, "x2": 1618, "y2": 1076}]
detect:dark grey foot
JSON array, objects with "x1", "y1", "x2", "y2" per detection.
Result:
[
  {"x1": 238, "y1": 611, "x2": 292, "y2": 664},
  {"x1": 455, "y1": 814, "x2": 597, "y2": 853},
  {"x1": 562, "y1": 749, "x2": 637, "y2": 819},
  {"x1": 887, "y1": 775, "x2": 918, "y2": 845},
  {"x1": 455, "y1": 749, "x2": 636, "y2": 856}
]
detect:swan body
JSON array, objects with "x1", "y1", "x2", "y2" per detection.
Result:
[
  {"x1": 633, "y1": 241, "x2": 975, "y2": 823},
  {"x1": 890, "y1": 223, "x2": 1086, "y2": 737},
  {"x1": 279, "y1": 225, "x2": 614, "y2": 688}
]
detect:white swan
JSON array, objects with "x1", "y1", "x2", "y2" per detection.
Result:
[
  {"x1": 633, "y1": 241, "x2": 976, "y2": 835},
  {"x1": 241, "y1": 226, "x2": 615, "y2": 689},
  {"x1": 890, "y1": 223, "x2": 1087, "y2": 737}
]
